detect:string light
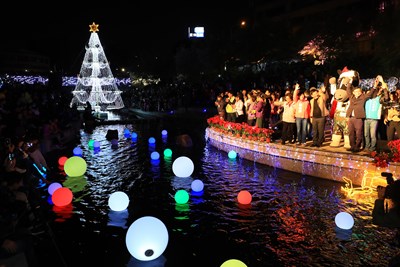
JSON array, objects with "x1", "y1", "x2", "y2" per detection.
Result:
[{"x1": 205, "y1": 127, "x2": 396, "y2": 187}]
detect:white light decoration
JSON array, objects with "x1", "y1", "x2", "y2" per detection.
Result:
[
  {"x1": 172, "y1": 156, "x2": 194, "y2": 178},
  {"x1": 125, "y1": 216, "x2": 169, "y2": 261},
  {"x1": 335, "y1": 212, "x2": 354, "y2": 230},
  {"x1": 191, "y1": 179, "x2": 204, "y2": 192},
  {"x1": 70, "y1": 22, "x2": 124, "y2": 110},
  {"x1": 108, "y1": 191, "x2": 130, "y2": 211}
]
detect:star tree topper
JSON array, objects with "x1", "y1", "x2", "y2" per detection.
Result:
[{"x1": 89, "y1": 22, "x2": 99, "y2": 33}]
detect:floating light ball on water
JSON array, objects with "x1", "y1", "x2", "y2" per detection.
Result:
[
  {"x1": 131, "y1": 132, "x2": 138, "y2": 140},
  {"x1": 108, "y1": 191, "x2": 130, "y2": 211},
  {"x1": 124, "y1": 129, "x2": 131, "y2": 138},
  {"x1": 228, "y1": 150, "x2": 237, "y2": 159},
  {"x1": 335, "y1": 212, "x2": 354, "y2": 230},
  {"x1": 126, "y1": 216, "x2": 169, "y2": 261},
  {"x1": 151, "y1": 151, "x2": 160, "y2": 160},
  {"x1": 88, "y1": 140, "x2": 95, "y2": 148},
  {"x1": 163, "y1": 148, "x2": 172, "y2": 158},
  {"x1": 172, "y1": 156, "x2": 194, "y2": 178},
  {"x1": 174, "y1": 189, "x2": 189, "y2": 204},
  {"x1": 48, "y1": 182, "x2": 62, "y2": 195},
  {"x1": 52, "y1": 187, "x2": 73, "y2": 207},
  {"x1": 191, "y1": 179, "x2": 204, "y2": 192},
  {"x1": 93, "y1": 141, "x2": 101, "y2": 150},
  {"x1": 64, "y1": 156, "x2": 87, "y2": 177},
  {"x1": 58, "y1": 156, "x2": 68, "y2": 166},
  {"x1": 237, "y1": 190, "x2": 252, "y2": 205},
  {"x1": 220, "y1": 259, "x2": 247, "y2": 267},
  {"x1": 148, "y1": 137, "x2": 156, "y2": 145},
  {"x1": 111, "y1": 139, "x2": 119, "y2": 147},
  {"x1": 161, "y1": 130, "x2": 168, "y2": 136},
  {"x1": 73, "y1": 147, "x2": 82, "y2": 157}
]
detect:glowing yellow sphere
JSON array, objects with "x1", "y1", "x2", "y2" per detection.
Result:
[
  {"x1": 220, "y1": 259, "x2": 247, "y2": 267},
  {"x1": 64, "y1": 156, "x2": 87, "y2": 177}
]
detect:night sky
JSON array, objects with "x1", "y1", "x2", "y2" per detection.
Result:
[{"x1": 0, "y1": 3, "x2": 248, "y2": 73}]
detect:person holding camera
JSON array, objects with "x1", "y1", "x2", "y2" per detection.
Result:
[{"x1": 372, "y1": 179, "x2": 400, "y2": 228}]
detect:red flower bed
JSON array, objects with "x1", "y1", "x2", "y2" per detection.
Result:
[
  {"x1": 207, "y1": 116, "x2": 274, "y2": 142},
  {"x1": 371, "y1": 140, "x2": 400, "y2": 167}
]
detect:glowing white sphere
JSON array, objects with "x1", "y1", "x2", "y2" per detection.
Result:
[
  {"x1": 161, "y1": 130, "x2": 168, "y2": 136},
  {"x1": 191, "y1": 179, "x2": 204, "y2": 192},
  {"x1": 335, "y1": 212, "x2": 354, "y2": 230},
  {"x1": 172, "y1": 156, "x2": 194, "y2": 178},
  {"x1": 108, "y1": 191, "x2": 130, "y2": 211},
  {"x1": 48, "y1": 182, "x2": 62, "y2": 195},
  {"x1": 126, "y1": 216, "x2": 169, "y2": 261}
]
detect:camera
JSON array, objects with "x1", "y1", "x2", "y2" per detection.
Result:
[
  {"x1": 8, "y1": 153, "x2": 14, "y2": 161},
  {"x1": 378, "y1": 82, "x2": 382, "y2": 87}
]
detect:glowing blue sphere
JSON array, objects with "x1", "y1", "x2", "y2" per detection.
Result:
[
  {"x1": 228, "y1": 150, "x2": 237, "y2": 159},
  {"x1": 148, "y1": 137, "x2": 156, "y2": 145},
  {"x1": 126, "y1": 216, "x2": 169, "y2": 261},
  {"x1": 108, "y1": 191, "x2": 130, "y2": 212},
  {"x1": 191, "y1": 179, "x2": 204, "y2": 192},
  {"x1": 131, "y1": 132, "x2": 138, "y2": 140},
  {"x1": 93, "y1": 141, "x2": 101, "y2": 150},
  {"x1": 172, "y1": 156, "x2": 194, "y2": 178},
  {"x1": 161, "y1": 130, "x2": 168, "y2": 136},
  {"x1": 335, "y1": 212, "x2": 354, "y2": 230},
  {"x1": 48, "y1": 182, "x2": 62, "y2": 195},
  {"x1": 73, "y1": 147, "x2": 83, "y2": 157},
  {"x1": 151, "y1": 151, "x2": 160, "y2": 160}
]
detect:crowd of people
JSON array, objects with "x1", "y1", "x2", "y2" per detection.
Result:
[
  {"x1": 0, "y1": 84, "x2": 82, "y2": 266},
  {"x1": 214, "y1": 71, "x2": 398, "y2": 153}
]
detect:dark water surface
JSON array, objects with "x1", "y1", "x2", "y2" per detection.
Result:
[{"x1": 37, "y1": 114, "x2": 400, "y2": 267}]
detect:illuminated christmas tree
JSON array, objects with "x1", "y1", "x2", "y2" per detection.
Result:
[{"x1": 70, "y1": 22, "x2": 124, "y2": 111}]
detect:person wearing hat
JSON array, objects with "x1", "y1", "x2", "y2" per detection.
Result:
[{"x1": 309, "y1": 86, "x2": 330, "y2": 147}]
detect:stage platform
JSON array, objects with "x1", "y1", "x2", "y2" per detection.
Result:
[{"x1": 205, "y1": 127, "x2": 399, "y2": 187}]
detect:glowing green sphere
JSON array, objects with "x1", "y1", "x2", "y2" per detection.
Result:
[
  {"x1": 174, "y1": 189, "x2": 189, "y2": 204},
  {"x1": 64, "y1": 156, "x2": 87, "y2": 177},
  {"x1": 163, "y1": 148, "x2": 172, "y2": 158},
  {"x1": 88, "y1": 140, "x2": 95, "y2": 149},
  {"x1": 228, "y1": 150, "x2": 237, "y2": 159}
]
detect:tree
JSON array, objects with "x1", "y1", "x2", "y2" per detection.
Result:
[{"x1": 70, "y1": 22, "x2": 124, "y2": 111}]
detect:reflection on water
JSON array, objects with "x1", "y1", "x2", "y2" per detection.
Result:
[{"x1": 49, "y1": 121, "x2": 400, "y2": 267}]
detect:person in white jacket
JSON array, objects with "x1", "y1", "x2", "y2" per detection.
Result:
[{"x1": 235, "y1": 93, "x2": 245, "y2": 123}]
